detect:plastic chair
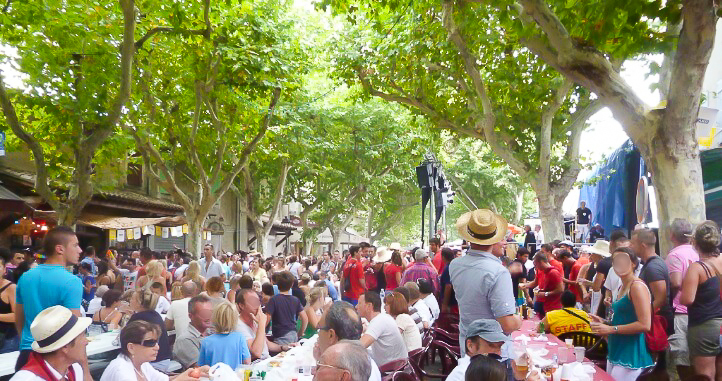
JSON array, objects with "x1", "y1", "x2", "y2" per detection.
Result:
[
  {"x1": 392, "y1": 372, "x2": 418, "y2": 381},
  {"x1": 379, "y1": 358, "x2": 411, "y2": 376},
  {"x1": 557, "y1": 332, "x2": 607, "y2": 359},
  {"x1": 409, "y1": 340, "x2": 458, "y2": 380}
]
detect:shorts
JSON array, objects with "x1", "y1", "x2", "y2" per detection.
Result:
[
  {"x1": 342, "y1": 296, "x2": 358, "y2": 306},
  {"x1": 669, "y1": 314, "x2": 690, "y2": 366},
  {"x1": 273, "y1": 330, "x2": 298, "y2": 346},
  {"x1": 606, "y1": 362, "x2": 648, "y2": 380},
  {"x1": 688, "y1": 318, "x2": 722, "y2": 357}
]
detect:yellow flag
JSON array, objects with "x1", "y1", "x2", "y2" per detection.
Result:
[
  {"x1": 182, "y1": 224, "x2": 189, "y2": 234},
  {"x1": 109, "y1": 229, "x2": 116, "y2": 241},
  {"x1": 155, "y1": 226, "x2": 162, "y2": 236},
  {"x1": 126, "y1": 228, "x2": 134, "y2": 240}
]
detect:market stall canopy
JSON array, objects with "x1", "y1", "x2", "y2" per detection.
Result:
[
  {"x1": 33, "y1": 210, "x2": 186, "y2": 229},
  {"x1": 0, "y1": 182, "x2": 31, "y2": 213}
]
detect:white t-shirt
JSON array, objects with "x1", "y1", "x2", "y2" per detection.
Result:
[
  {"x1": 364, "y1": 313, "x2": 408, "y2": 366},
  {"x1": 155, "y1": 296, "x2": 171, "y2": 314},
  {"x1": 100, "y1": 355, "x2": 168, "y2": 381},
  {"x1": 87, "y1": 296, "x2": 103, "y2": 316},
  {"x1": 237, "y1": 319, "x2": 269, "y2": 359},
  {"x1": 368, "y1": 356, "x2": 382, "y2": 381},
  {"x1": 413, "y1": 299, "x2": 434, "y2": 327},
  {"x1": 395, "y1": 314, "x2": 422, "y2": 352},
  {"x1": 423, "y1": 294, "x2": 440, "y2": 320},
  {"x1": 446, "y1": 355, "x2": 471, "y2": 381},
  {"x1": 174, "y1": 264, "x2": 188, "y2": 281},
  {"x1": 166, "y1": 297, "x2": 191, "y2": 338},
  {"x1": 12, "y1": 362, "x2": 84, "y2": 381}
]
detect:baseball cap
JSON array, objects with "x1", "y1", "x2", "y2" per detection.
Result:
[
  {"x1": 466, "y1": 319, "x2": 510, "y2": 343},
  {"x1": 414, "y1": 248, "x2": 429, "y2": 261}
]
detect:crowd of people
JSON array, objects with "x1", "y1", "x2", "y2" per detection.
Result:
[{"x1": 2, "y1": 208, "x2": 722, "y2": 381}]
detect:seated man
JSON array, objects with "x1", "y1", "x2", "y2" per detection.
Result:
[
  {"x1": 314, "y1": 301, "x2": 382, "y2": 381},
  {"x1": 172, "y1": 295, "x2": 212, "y2": 370},
  {"x1": 539, "y1": 290, "x2": 592, "y2": 337},
  {"x1": 165, "y1": 281, "x2": 197, "y2": 337},
  {"x1": 447, "y1": 318, "x2": 540, "y2": 381},
  {"x1": 404, "y1": 282, "x2": 434, "y2": 330},
  {"x1": 315, "y1": 341, "x2": 371, "y2": 381},
  {"x1": 12, "y1": 306, "x2": 92, "y2": 381},
  {"x1": 236, "y1": 289, "x2": 292, "y2": 360},
  {"x1": 356, "y1": 291, "x2": 408, "y2": 367}
]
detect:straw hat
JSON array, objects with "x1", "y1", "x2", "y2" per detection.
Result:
[
  {"x1": 585, "y1": 240, "x2": 611, "y2": 258},
  {"x1": 388, "y1": 242, "x2": 403, "y2": 252},
  {"x1": 31, "y1": 306, "x2": 92, "y2": 353},
  {"x1": 456, "y1": 209, "x2": 507, "y2": 245},
  {"x1": 372, "y1": 247, "x2": 392, "y2": 263}
]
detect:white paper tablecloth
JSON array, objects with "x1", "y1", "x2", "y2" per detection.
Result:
[{"x1": 249, "y1": 335, "x2": 318, "y2": 381}]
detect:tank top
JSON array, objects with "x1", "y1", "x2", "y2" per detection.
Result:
[
  {"x1": 0, "y1": 282, "x2": 16, "y2": 337},
  {"x1": 688, "y1": 261, "x2": 722, "y2": 326},
  {"x1": 585, "y1": 262, "x2": 597, "y2": 281}
]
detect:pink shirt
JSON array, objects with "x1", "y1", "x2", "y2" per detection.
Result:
[{"x1": 666, "y1": 244, "x2": 699, "y2": 314}]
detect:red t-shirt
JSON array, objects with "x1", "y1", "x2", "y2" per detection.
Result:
[
  {"x1": 569, "y1": 258, "x2": 589, "y2": 302},
  {"x1": 550, "y1": 259, "x2": 563, "y2": 273},
  {"x1": 384, "y1": 264, "x2": 403, "y2": 290},
  {"x1": 431, "y1": 250, "x2": 445, "y2": 274},
  {"x1": 343, "y1": 258, "x2": 365, "y2": 299},
  {"x1": 539, "y1": 267, "x2": 563, "y2": 313}
]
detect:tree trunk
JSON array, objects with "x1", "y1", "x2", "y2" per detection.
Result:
[
  {"x1": 639, "y1": 135, "x2": 706, "y2": 256},
  {"x1": 186, "y1": 217, "x2": 205, "y2": 259},
  {"x1": 330, "y1": 228, "x2": 341, "y2": 255},
  {"x1": 254, "y1": 224, "x2": 269, "y2": 258},
  {"x1": 514, "y1": 188, "x2": 525, "y2": 225},
  {"x1": 536, "y1": 192, "x2": 565, "y2": 242}
]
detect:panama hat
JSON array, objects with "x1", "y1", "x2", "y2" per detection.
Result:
[
  {"x1": 31, "y1": 306, "x2": 92, "y2": 353},
  {"x1": 389, "y1": 242, "x2": 403, "y2": 251},
  {"x1": 586, "y1": 240, "x2": 611, "y2": 258},
  {"x1": 372, "y1": 247, "x2": 392, "y2": 263},
  {"x1": 456, "y1": 209, "x2": 508, "y2": 245}
]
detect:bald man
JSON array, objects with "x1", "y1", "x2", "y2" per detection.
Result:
[
  {"x1": 315, "y1": 341, "x2": 371, "y2": 381},
  {"x1": 165, "y1": 280, "x2": 198, "y2": 337}
]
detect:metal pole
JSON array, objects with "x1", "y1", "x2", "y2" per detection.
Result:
[{"x1": 429, "y1": 168, "x2": 435, "y2": 245}]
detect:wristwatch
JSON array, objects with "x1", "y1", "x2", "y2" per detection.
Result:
[{"x1": 613, "y1": 326, "x2": 618, "y2": 332}]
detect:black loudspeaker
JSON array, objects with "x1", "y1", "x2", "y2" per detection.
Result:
[{"x1": 416, "y1": 163, "x2": 434, "y2": 189}]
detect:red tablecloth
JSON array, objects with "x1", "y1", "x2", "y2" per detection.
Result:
[{"x1": 511, "y1": 319, "x2": 614, "y2": 381}]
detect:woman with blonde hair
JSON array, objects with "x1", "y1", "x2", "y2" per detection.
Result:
[
  {"x1": 127, "y1": 288, "x2": 172, "y2": 371},
  {"x1": 198, "y1": 302, "x2": 251, "y2": 369},
  {"x1": 136, "y1": 260, "x2": 167, "y2": 295},
  {"x1": 384, "y1": 291, "x2": 422, "y2": 352},
  {"x1": 170, "y1": 281, "x2": 184, "y2": 301},
  {"x1": 226, "y1": 275, "x2": 242, "y2": 305},
  {"x1": 299, "y1": 286, "x2": 327, "y2": 339},
  {"x1": 182, "y1": 260, "x2": 206, "y2": 291}
]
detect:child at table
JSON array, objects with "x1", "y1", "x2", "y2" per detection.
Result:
[
  {"x1": 79, "y1": 262, "x2": 96, "y2": 309},
  {"x1": 265, "y1": 271, "x2": 308, "y2": 345}
]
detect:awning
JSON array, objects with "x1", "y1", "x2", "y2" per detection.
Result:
[
  {"x1": 0, "y1": 183, "x2": 31, "y2": 213},
  {"x1": 33, "y1": 210, "x2": 186, "y2": 229}
]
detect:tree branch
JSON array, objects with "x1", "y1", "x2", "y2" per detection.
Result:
[
  {"x1": 0, "y1": 74, "x2": 62, "y2": 212},
  {"x1": 539, "y1": 79, "x2": 573, "y2": 189},
  {"x1": 263, "y1": 160, "x2": 290, "y2": 237}
]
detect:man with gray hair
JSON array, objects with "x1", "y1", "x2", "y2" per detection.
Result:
[
  {"x1": 313, "y1": 301, "x2": 381, "y2": 381},
  {"x1": 173, "y1": 294, "x2": 212, "y2": 370},
  {"x1": 665, "y1": 218, "x2": 698, "y2": 379},
  {"x1": 314, "y1": 341, "x2": 371, "y2": 381},
  {"x1": 400, "y1": 248, "x2": 440, "y2": 293},
  {"x1": 165, "y1": 280, "x2": 198, "y2": 337}
]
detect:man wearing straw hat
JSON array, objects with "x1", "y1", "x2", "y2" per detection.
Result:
[
  {"x1": 12, "y1": 305, "x2": 92, "y2": 381},
  {"x1": 450, "y1": 209, "x2": 521, "y2": 356}
]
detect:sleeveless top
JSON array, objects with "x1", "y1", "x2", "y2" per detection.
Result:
[
  {"x1": 607, "y1": 280, "x2": 655, "y2": 369},
  {"x1": 0, "y1": 282, "x2": 16, "y2": 337},
  {"x1": 689, "y1": 261, "x2": 722, "y2": 326},
  {"x1": 585, "y1": 262, "x2": 597, "y2": 281}
]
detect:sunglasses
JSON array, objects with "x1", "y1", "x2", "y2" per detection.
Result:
[{"x1": 133, "y1": 339, "x2": 158, "y2": 348}]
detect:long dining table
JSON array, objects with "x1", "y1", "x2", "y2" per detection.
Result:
[{"x1": 512, "y1": 319, "x2": 615, "y2": 381}]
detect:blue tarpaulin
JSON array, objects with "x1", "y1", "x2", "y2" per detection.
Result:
[{"x1": 579, "y1": 140, "x2": 640, "y2": 237}]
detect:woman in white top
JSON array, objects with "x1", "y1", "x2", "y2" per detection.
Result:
[
  {"x1": 247, "y1": 259, "x2": 268, "y2": 283},
  {"x1": 384, "y1": 291, "x2": 422, "y2": 352},
  {"x1": 100, "y1": 320, "x2": 207, "y2": 381},
  {"x1": 301, "y1": 286, "x2": 327, "y2": 339}
]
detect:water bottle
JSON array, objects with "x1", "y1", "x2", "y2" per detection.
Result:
[{"x1": 380, "y1": 289, "x2": 386, "y2": 300}]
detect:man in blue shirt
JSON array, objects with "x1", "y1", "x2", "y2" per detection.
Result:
[
  {"x1": 318, "y1": 271, "x2": 339, "y2": 301},
  {"x1": 14, "y1": 226, "x2": 84, "y2": 374}
]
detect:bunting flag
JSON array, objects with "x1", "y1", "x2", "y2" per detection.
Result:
[
  {"x1": 171, "y1": 226, "x2": 182, "y2": 237},
  {"x1": 117, "y1": 229, "x2": 125, "y2": 242},
  {"x1": 142, "y1": 225, "x2": 154, "y2": 235},
  {"x1": 162, "y1": 227, "x2": 169, "y2": 238},
  {"x1": 126, "y1": 228, "x2": 134, "y2": 240},
  {"x1": 109, "y1": 229, "x2": 116, "y2": 241},
  {"x1": 182, "y1": 224, "x2": 189, "y2": 234},
  {"x1": 133, "y1": 227, "x2": 141, "y2": 239},
  {"x1": 155, "y1": 226, "x2": 162, "y2": 236}
]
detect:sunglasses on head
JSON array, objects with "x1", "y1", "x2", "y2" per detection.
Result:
[{"x1": 133, "y1": 339, "x2": 158, "y2": 348}]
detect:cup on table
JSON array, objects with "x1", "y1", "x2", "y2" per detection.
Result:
[
  {"x1": 574, "y1": 346, "x2": 585, "y2": 362},
  {"x1": 557, "y1": 347, "x2": 572, "y2": 364},
  {"x1": 512, "y1": 342, "x2": 529, "y2": 373},
  {"x1": 565, "y1": 338, "x2": 573, "y2": 348}
]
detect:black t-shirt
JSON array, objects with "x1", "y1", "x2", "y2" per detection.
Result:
[
  {"x1": 594, "y1": 257, "x2": 613, "y2": 316},
  {"x1": 129, "y1": 310, "x2": 171, "y2": 362},
  {"x1": 639, "y1": 255, "x2": 674, "y2": 334},
  {"x1": 576, "y1": 208, "x2": 592, "y2": 224},
  {"x1": 440, "y1": 265, "x2": 457, "y2": 307},
  {"x1": 266, "y1": 293, "x2": 303, "y2": 339}
]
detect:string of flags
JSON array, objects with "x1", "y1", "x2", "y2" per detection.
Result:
[{"x1": 108, "y1": 224, "x2": 210, "y2": 242}]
